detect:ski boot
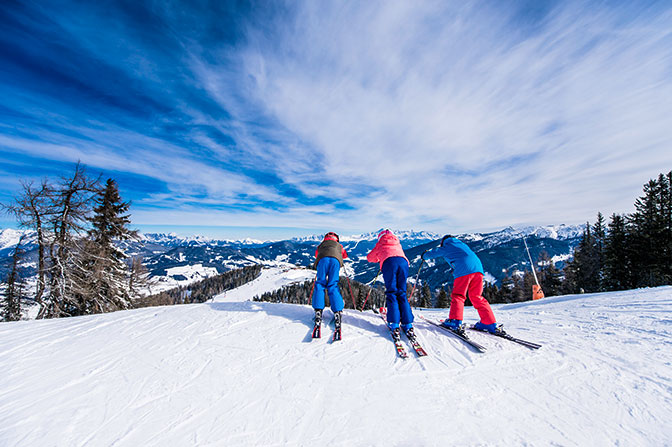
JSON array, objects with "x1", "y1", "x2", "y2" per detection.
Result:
[
  {"x1": 441, "y1": 318, "x2": 465, "y2": 335},
  {"x1": 391, "y1": 327, "x2": 402, "y2": 342},
  {"x1": 473, "y1": 321, "x2": 504, "y2": 335},
  {"x1": 387, "y1": 322, "x2": 402, "y2": 342},
  {"x1": 314, "y1": 309, "x2": 323, "y2": 324},
  {"x1": 402, "y1": 324, "x2": 416, "y2": 341}
]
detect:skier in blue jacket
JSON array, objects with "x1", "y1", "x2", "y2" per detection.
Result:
[{"x1": 423, "y1": 235, "x2": 499, "y2": 333}]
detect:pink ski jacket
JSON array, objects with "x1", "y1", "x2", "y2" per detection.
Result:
[{"x1": 366, "y1": 230, "x2": 408, "y2": 267}]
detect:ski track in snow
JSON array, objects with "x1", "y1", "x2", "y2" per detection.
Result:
[{"x1": 0, "y1": 267, "x2": 671, "y2": 446}]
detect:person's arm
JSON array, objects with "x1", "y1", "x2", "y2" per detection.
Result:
[
  {"x1": 422, "y1": 247, "x2": 441, "y2": 260},
  {"x1": 341, "y1": 246, "x2": 348, "y2": 259}
]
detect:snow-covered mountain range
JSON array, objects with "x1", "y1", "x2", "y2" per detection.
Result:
[
  {"x1": 1, "y1": 224, "x2": 584, "y2": 292},
  {"x1": 1, "y1": 267, "x2": 670, "y2": 446}
]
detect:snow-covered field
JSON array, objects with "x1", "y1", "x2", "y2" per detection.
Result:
[
  {"x1": 147, "y1": 264, "x2": 222, "y2": 294},
  {"x1": 1, "y1": 267, "x2": 670, "y2": 446}
]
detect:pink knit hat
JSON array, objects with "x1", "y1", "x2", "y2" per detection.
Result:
[
  {"x1": 378, "y1": 229, "x2": 392, "y2": 240},
  {"x1": 324, "y1": 232, "x2": 339, "y2": 242}
]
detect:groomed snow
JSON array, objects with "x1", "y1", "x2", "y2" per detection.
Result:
[{"x1": 1, "y1": 267, "x2": 670, "y2": 446}]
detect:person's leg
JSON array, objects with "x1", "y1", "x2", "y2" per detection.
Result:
[
  {"x1": 394, "y1": 258, "x2": 414, "y2": 327},
  {"x1": 467, "y1": 273, "x2": 496, "y2": 325},
  {"x1": 325, "y1": 257, "x2": 344, "y2": 313},
  {"x1": 448, "y1": 274, "x2": 470, "y2": 321},
  {"x1": 312, "y1": 258, "x2": 328, "y2": 310},
  {"x1": 382, "y1": 259, "x2": 400, "y2": 328}
]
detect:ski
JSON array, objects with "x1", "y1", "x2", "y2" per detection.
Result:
[
  {"x1": 403, "y1": 328, "x2": 428, "y2": 357},
  {"x1": 469, "y1": 326, "x2": 542, "y2": 350},
  {"x1": 332, "y1": 327, "x2": 342, "y2": 341},
  {"x1": 373, "y1": 308, "x2": 408, "y2": 359},
  {"x1": 312, "y1": 322, "x2": 321, "y2": 339},
  {"x1": 419, "y1": 315, "x2": 486, "y2": 352},
  {"x1": 388, "y1": 326, "x2": 409, "y2": 359}
]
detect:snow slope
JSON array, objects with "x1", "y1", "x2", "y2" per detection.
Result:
[
  {"x1": 214, "y1": 266, "x2": 315, "y2": 303},
  {"x1": 1, "y1": 267, "x2": 670, "y2": 446}
]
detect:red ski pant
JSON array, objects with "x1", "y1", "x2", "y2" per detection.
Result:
[{"x1": 449, "y1": 272, "x2": 496, "y2": 324}]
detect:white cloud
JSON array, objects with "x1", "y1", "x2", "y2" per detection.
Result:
[{"x1": 222, "y1": 1, "x2": 672, "y2": 232}]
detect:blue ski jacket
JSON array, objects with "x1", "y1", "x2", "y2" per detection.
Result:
[{"x1": 423, "y1": 237, "x2": 483, "y2": 278}]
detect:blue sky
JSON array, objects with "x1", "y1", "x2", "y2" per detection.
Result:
[{"x1": 1, "y1": 0, "x2": 671, "y2": 240}]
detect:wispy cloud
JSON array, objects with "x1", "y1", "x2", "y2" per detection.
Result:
[{"x1": 1, "y1": 1, "x2": 671, "y2": 237}]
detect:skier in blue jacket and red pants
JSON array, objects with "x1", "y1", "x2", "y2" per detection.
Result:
[{"x1": 423, "y1": 235, "x2": 499, "y2": 333}]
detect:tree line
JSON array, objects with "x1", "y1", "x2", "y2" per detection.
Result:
[
  {"x1": 562, "y1": 171, "x2": 671, "y2": 293},
  {"x1": 254, "y1": 276, "x2": 387, "y2": 311},
  {"x1": 136, "y1": 265, "x2": 262, "y2": 307},
  {"x1": 2, "y1": 163, "x2": 144, "y2": 321}
]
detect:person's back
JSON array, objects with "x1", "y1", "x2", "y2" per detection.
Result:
[
  {"x1": 423, "y1": 234, "x2": 497, "y2": 333},
  {"x1": 315, "y1": 239, "x2": 346, "y2": 267},
  {"x1": 427, "y1": 237, "x2": 482, "y2": 278},
  {"x1": 367, "y1": 230, "x2": 407, "y2": 266}
]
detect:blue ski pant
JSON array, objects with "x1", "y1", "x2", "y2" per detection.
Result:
[
  {"x1": 382, "y1": 256, "x2": 413, "y2": 326},
  {"x1": 312, "y1": 257, "x2": 344, "y2": 313}
]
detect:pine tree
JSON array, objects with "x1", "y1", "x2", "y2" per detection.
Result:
[
  {"x1": 2, "y1": 237, "x2": 26, "y2": 322},
  {"x1": 592, "y1": 212, "x2": 607, "y2": 290},
  {"x1": 482, "y1": 281, "x2": 502, "y2": 304},
  {"x1": 499, "y1": 272, "x2": 515, "y2": 303},
  {"x1": 629, "y1": 174, "x2": 671, "y2": 286},
  {"x1": 663, "y1": 171, "x2": 672, "y2": 283},
  {"x1": 661, "y1": 172, "x2": 672, "y2": 284},
  {"x1": 537, "y1": 251, "x2": 562, "y2": 297},
  {"x1": 419, "y1": 283, "x2": 432, "y2": 308},
  {"x1": 563, "y1": 222, "x2": 601, "y2": 293},
  {"x1": 509, "y1": 272, "x2": 528, "y2": 302},
  {"x1": 604, "y1": 213, "x2": 633, "y2": 290},
  {"x1": 72, "y1": 178, "x2": 137, "y2": 314},
  {"x1": 435, "y1": 288, "x2": 450, "y2": 308},
  {"x1": 522, "y1": 271, "x2": 536, "y2": 300}
]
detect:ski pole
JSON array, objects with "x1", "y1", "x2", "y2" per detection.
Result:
[
  {"x1": 359, "y1": 266, "x2": 382, "y2": 312},
  {"x1": 343, "y1": 261, "x2": 357, "y2": 310},
  {"x1": 408, "y1": 249, "x2": 430, "y2": 305},
  {"x1": 346, "y1": 276, "x2": 356, "y2": 310},
  {"x1": 407, "y1": 258, "x2": 425, "y2": 305},
  {"x1": 308, "y1": 271, "x2": 317, "y2": 306}
]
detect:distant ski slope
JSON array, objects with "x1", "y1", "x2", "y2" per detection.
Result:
[{"x1": 1, "y1": 267, "x2": 670, "y2": 446}]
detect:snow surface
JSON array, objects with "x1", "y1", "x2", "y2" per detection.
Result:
[
  {"x1": 214, "y1": 267, "x2": 315, "y2": 303},
  {"x1": 164, "y1": 263, "x2": 219, "y2": 281},
  {"x1": 144, "y1": 263, "x2": 222, "y2": 295},
  {"x1": 1, "y1": 267, "x2": 671, "y2": 446}
]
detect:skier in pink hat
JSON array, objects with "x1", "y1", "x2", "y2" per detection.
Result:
[{"x1": 367, "y1": 229, "x2": 415, "y2": 340}]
